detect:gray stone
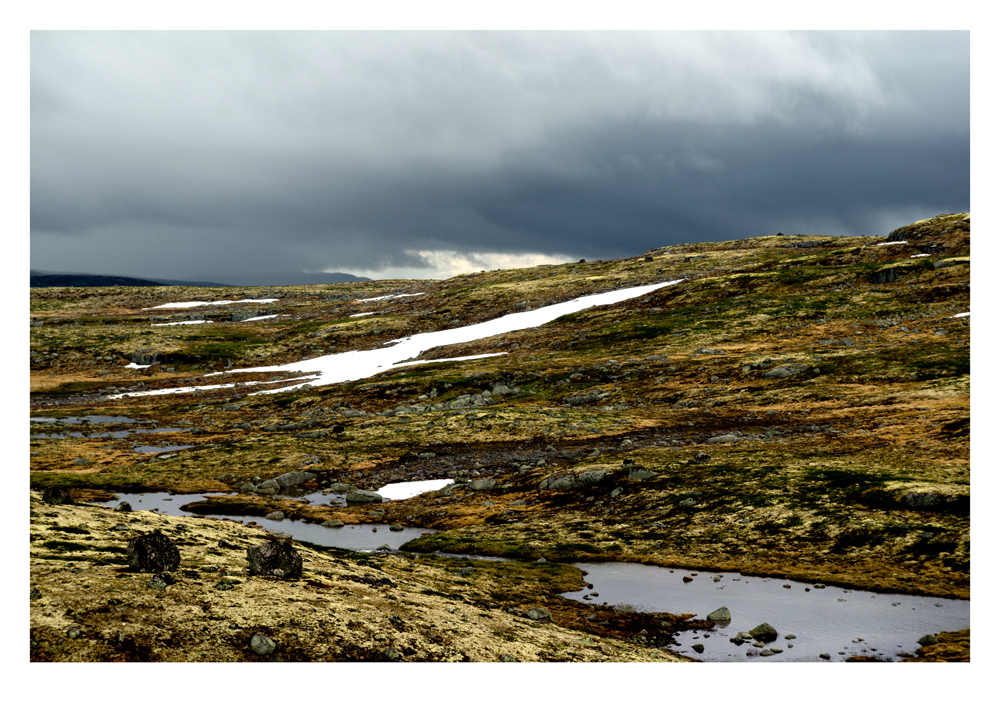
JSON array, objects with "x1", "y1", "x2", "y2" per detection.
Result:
[
  {"x1": 538, "y1": 468, "x2": 608, "y2": 491},
  {"x1": 678, "y1": 498, "x2": 698, "y2": 507},
  {"x1": 762, "y1": 364, "x2": 810, "y2": 379},
  {"x1": 917, "y1": 633, "x2": 939, "y2": 647},
  {"x1": 321, "y1": 519, "x2": 345, "y2": 528},
  {"x1": 389, "y1": 524, "x2": 404, "y2": 532},
  {"x1": 691, "y1": 452, "x2": 711, "y2": 464},
  {"x1": 346, "y1": 490, "x2": 384, "y2": 504},
  {"x1": 706, "y1": 434, "x2": 740, "y2": 444},
  {"x1": 628, "y1": 467, "x2": 657, "y2": 480},
  {"x1": 265, "y1": 511, "x2": 285, "y2": 521},
  {"x1": 692, "y1": 643, "x2": 705, "y2": 653},
  {"x1": 468, "y1": 478, "x2": 496, "y2": 491},
  {"x1": 258, "y1": 478, "x2": 281, "y2": 491},
  {"x1": 251, "y1": 633, "x2": 276, "y2": 656},
  {"x1": 272, "y1": 471, "x2": 318, "y2": 488}
]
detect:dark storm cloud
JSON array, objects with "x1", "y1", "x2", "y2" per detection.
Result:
[{"x1": 30, "y1": 31, "x2": 969, "y2": 280}]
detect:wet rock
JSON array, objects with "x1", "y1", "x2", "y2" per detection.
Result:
[
  {"x1": 246, "y1": 537, "x2": 303, "y2": 579},
  {"x1": 258, "y1": 479, "x2": 281, "y2": 492},
  {"x1": 321, "y1": 519, "x2": 345, "y2": 528},
  {"x1": 42, "y1": 488, "x2": 74, "y2": 505},
  {"x1": 251, "y1": 633, "x2": 276, "y2": 656},
  {"x1": 819, "y1": 653, "x2": 831, "y2": 660},
  {"x1": 346, "y1": 490, "x2": 384, "y2": 504},
  {"x1": 389, "y1": 524, "x2": 404, "y2": 532},
  {"x1": 749, "y1": 623, "x2": 778, "y2": 642},
  {"x1": 127, "y1": 530, "x2": 180, "y2": 573},
  {"x1": 692, "y1": 643, "x2": 705, "y2": 654},
  {"x1": 707, "y1": 606, "x2": 731, "y2": 622},
  {"x1": 917, "y1": 633, "x2": 939, "y2": 647}
]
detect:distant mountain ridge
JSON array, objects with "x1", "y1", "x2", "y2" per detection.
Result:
[{"x1": 29, "y1": 269, "x2": 370, "y2": 288}]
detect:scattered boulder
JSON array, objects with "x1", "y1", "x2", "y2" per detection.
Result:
[
  {"x1": 115, "y1": 501, "x2": 132, "y2": 512},
  {"x1": 246, "y1": 537, "x2": 303, "y2": 579},
  {"x1": 707, "y1": 606, "x2": 732, "y2": 622},
  {"x1": 321, "y1": 519, "x2": 345, "y2": 528},
  {"x1": 691, "y1": 452, "x2": 711, "y2": 464},
  {"x1": 523, "y1": 607, "x2": 552, "y2": 622},
  {"x1": 692, "y1": 643, "x2": 705, "y2": 654},
  {"x1": 127, "y1": 530, "x2": 180, "y2": 573},
  {"x1": 250, "y1": 633, "x2": 276, "y2": 656},
  {"x1": 539, "y1": 468, "x2": 608, "y2": 491},
  {"x1": 706, "y1": 434, "x2": 740, "y2": 444},
  {"x1": 346, "y1": 490, "x2": 383, "y2": 504},
  {"x1": 762, "y1": 364, "x2": 810, "y2": 380},
  {"x1": 627, "y1": 467, "x2": 657, "y2": 480},
  {"x1": 265, "y1": 511, "x2": 285, "y2": 521},
  {"x1": 468, "y1": 478, "x2": 496, "y2": 491},
  {"x1": 749, "y1": 623, "x2": 778, "y2": 642},
  {"x1": 917, "y1": 633, "x2": 939, "y2": 647},
  {"x1": 272, "y1": 471, "x2": 317, "y2": 489}
]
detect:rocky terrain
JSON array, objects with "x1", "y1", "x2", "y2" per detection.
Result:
[{"x1": 30, "y1": 213, "x2": 971, "y2": 661}]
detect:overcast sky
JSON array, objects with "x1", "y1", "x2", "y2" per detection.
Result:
[{"x1": 30, "y1": 31, "x2": 969, "y2": 282}]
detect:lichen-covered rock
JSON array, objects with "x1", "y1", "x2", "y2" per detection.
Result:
[
  {"x1": 272, "y1": 471, "x2": 317, "y2": 489},
  {"x1": 251, "y1": 633, "x2": 276, "y2": 655},
  {"x1": 246, "y1": 538, "x2": 303, "y2": 579},
  {"x1": 749, "y1": 623, "x2": 778, "y2": 642},
  {"x1": 127, "y1": 530, "x2": 180, "y2": 573},
  {"x1": 707, "y1": 606, "x2": 731, "y2": 622},
  {"x1": 539, "y1": 468, "x2": 608, "y2": 491},
  {"x1": 524, "y1": 606, "x2": 552, "y2": 622}
]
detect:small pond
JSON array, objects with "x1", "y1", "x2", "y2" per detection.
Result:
[
  {"x1": 560, "y1": 562, "x2": 969, "y2": 662},
  {"x1": 93, "y1": 492, "x2": 433, "y2": 552}
]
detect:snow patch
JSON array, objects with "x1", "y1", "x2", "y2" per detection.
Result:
[{"x1": 144, "y1": 298, "x2": 279, "y2": 310}]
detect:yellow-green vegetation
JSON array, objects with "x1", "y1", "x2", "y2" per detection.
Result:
[{"x1": 30, "y1": 213, "x2": 970, "y2": 661}]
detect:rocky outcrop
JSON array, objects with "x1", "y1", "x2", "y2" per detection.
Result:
[{"x1": 539, "y1": 468, "x2": 609, "y2": 491}]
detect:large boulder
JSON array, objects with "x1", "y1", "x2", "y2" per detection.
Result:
[
  {"x1": 42, "y1": 488, "x2": 75, "y2": 505},
  {"x1": 246, "y1": 538, "x2": 303, "y2": 579},
  {"x1": 539, "y1": 468, "x2": 609, "y2": 491},
  {"x1": 707, "y1": 606, "x2": 732, "y2": 622},
  {"x1": 127, "y1": 530, "x2": 180, "y2": 572},
  {"x1": 762, "y1": 364, "x2": 810, "y2": 380},
  {"x1": 272, "y1": 471, "x2": 317, "y2": 489},
  {"x1": 749, "y1": 623, "x2": 778, "y2": 642},
  {"x1": 346, "y1": 490, "x2": 383, "y2": 504}
]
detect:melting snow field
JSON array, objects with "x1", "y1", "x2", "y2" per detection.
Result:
[
  {"x1": 112, "y1": 280, "x2": 683, "y2": 399},
  {"x1": 356, "y1": 293, "x2": 426, "y2": 302},
  {"x1": 874, "y1": 241, "x2": 907, "y2": 247},
  {"x1": 144, "y1": 298, "x2": 278, "y2": 310},
  {"x1": 151, "y1": 320, "x2": 212, "y2": 326}
]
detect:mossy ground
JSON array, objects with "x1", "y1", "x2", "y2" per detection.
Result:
[{"x1": 30, "y1": 214, "x2": 971, "y2": 660}]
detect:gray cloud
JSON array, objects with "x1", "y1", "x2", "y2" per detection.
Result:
[{"x1": 31, "y1": 31, "x2": 969, "y2": 280}]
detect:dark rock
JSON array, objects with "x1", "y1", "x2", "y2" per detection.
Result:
[
  {"x1": 246, "y1": 537, "x2": 303, "y2": 579},
  {"x1": 115, "y1": 501, "x2": 132, "y2": 512},
  {"x1": 749, "y1": 623, "x2": 778, "y2": 642},
  {"x1": 42, "y1": 488, "x2": 74, "y2": 505},
  {"x1": 251, "y1": 633, "x2": 276, "y2": 656},
  {"x1": 128, "y1": 531, "x2": 180, "y2": 573},
  {"x1": 691, "y1": 452, "x2": 711, "y2": 464},
  {"x1": 321, "y1": 519, "x2": 345, "y2": 528},
  {"x1": 265, "y1": 511, "x2": 286, "y2": 521},
  {"x1": 692, "y1": 643, "x2": 705, "y2": 653},
  {"x1": 917, "y1": 633, "x2": 939, "y2": 647}
]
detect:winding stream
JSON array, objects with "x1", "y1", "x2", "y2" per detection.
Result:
[{"x1": 88, "y1": 484, "x2": 969, "y2": 661}]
